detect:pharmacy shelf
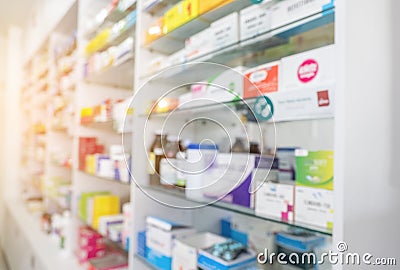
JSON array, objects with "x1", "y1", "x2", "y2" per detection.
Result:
[
  {"x1": 5, "y1": 199, "x2": 85, "y2": 270},
  {"x1": 84, "y1": 54, "x2": 134, "y2": 89},
  {"x1": 144, "y1": 0, "x2": 253, "y2": 54},
  {"x1": 97, "y1": 28, "x2": 135, "y2": 54},
  {"x1": 142, "y1": 185, "x2": 332, "y2": 236},
  {"x1": 78, "y1": 170, "x2": 131, "y2": 186},
  {"x1": 141, "y1": 94, "x2": 334, "y2": 123},
  {"x1": 85, "y1": 2, "x2": 137, "y2": 38},
  {"x1": 142, "y1": 9, "x2": 335, "y2": 84},
  {"x1": 133, "y1": 255, "x2": 157, "y2": 270}
]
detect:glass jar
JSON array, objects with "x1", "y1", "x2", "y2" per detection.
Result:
[{"x1": 149, "y1": 130, "x2": 167, "y2": 185}]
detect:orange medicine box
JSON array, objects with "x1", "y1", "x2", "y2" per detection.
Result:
[
  {"x1": 244, "y1": 62, "x2": 279, "y2": 98},
  {"x1": 199, "y1": 0, "x2": 233, "y2": 15},
  {"x1": 145, "y1": 17, "x2": 165, "y2": 44}
]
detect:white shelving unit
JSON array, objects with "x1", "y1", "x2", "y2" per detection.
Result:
[{"x1": 3, "y1": 0, "x2": 399, "y2": 270}]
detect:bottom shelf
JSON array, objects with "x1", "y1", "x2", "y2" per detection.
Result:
[{"x1": 4, "y1": 199, "x2": 84, "y2": 270}]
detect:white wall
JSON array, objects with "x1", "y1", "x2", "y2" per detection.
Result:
[{"x1": 335, "y1": 0, "x2": 400, "y2": 268}]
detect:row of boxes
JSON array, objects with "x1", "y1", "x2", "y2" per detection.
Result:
[
  {"x1": 146, "y1": 0, "x2": 334, "y2": 76},
  {"x1": 180, "y1": 148, "x2": 333, "y2": 229},
  {"x1": 79, "y1": 139, "x2": 131, "y2": 183},
  {"x1": 184, "y1": 45, "x2": 334, "y2": 102},
  {"x1": 143, "y1": 217, "x2": 257, "y2": 270},
  {"x1": 145, "y1": 0, "x2": 234, "y2": 44}
]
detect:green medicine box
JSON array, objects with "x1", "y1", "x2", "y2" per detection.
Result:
[{"x1": 295, "y1": 150, "x2": 334, "y2": 190}]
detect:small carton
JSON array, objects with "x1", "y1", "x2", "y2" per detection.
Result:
[
  {"x1": 244, "y1": 61, "x2": 279, "y2": 98},
  {"x1": 294, "y1": 186, "x2": 334, "y2": 229},
  {"x1": 146, "y1": 217, "x2": 196, "y2": 270},
  {"x1": 172, "y1": 233, "x2": 226, "y2": 270}
]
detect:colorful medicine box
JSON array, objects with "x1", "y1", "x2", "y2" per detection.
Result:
[
  {"x1": 295, "y1": 149, "x2": 334, "y2": 190},
  {"x1": 244, "y1": 61, "x2": 279, "y2": 98}
]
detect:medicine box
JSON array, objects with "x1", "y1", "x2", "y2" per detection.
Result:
[
  {"x1": 146, "y1": 216, "x2": 196, "y2": 270},
  {"x1": 206, "y1": 66, "x2": 247, "y2": 103},
  {"x1": 295, "y1": 149, "x2": 334, "y2": 190},
  {"x1": 255, "y1": 183, "x2": 294, "y2": 221},
  {"x1": 164, "y1": 0, "x2": 199, "y2": 33},
  {"x1": 199, "y1": 0, "x2": 233, "y2": 15},
  {"x1": 185, "y1": 28, "x2": 212, "y2": 60},
  {"x1": 277, "y1": 148, "x2": 297, "y2": 182},
  {"x1": 270, "y1": 0, "x2": 334, "y2": 30},
  {"x1": 294, "y1": 186, "x2": 334, "y2": 229},
  {"x1": 202, "y1": 153, "x2": 256, "y2": 208},
  {"x1": 210, "y1": 12, "x2": 239, "y2": 50},
  {"x1": 240, "y1": 2, "x2": 271, "y2": 41},
  {"x1": 279, "y1": 45, "x2": 335, "y2": 91},
  {"x1": 172, "y1": 233, "x2": 227, "y2": 270},
  {"x1": 244, "y1": 61, "x2": 279, "y2": 98}
]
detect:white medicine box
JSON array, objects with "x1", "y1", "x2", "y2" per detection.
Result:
[
  {"x1": 185, "y1": 28, "x2": 213, "y2": 60},
  {"x1": 270, "y1": 0, "x2": 334, "y2": 30},
  {"x1": 172, "y1": 233, "x2": 226, "y2": 270},
  {"x1": 240, "y1": 2, "x2": 271, "y2": 41},
  {"x1": 146, "y1": 216, "x2": 196, "y2": 270},
  {"x1": 206, "y1": 66, "x2": 247, "y2": 103},
  {"x1": 279, "y1": 45, "x2": 335, "y2": 91},
  {"x1": 294, "y1": 186, "x2": 334, "y2": 229},
  {"x1": 255, "y1": 183, "x2": 294, "y2": 222},
  {"x1": 211, "y1": 12, "x2": 239, "y2": 50}
]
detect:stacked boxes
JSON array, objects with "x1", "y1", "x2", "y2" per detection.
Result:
[
  {"x1": 294, "y1": 150, "x2": 334, "y2": 229},
  {"x1": 77, "y1": 227, "x2": 106, "y2": 264}
]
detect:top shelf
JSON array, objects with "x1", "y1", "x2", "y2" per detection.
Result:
[
  {"x1": 85, "y1": 1, "x2": 137, "y2": 39},
  {"x1": 144, "y1": 1, "x2": 254, "y2": 54},
  {"x1": 142, "y1": 9, "x2": 335, "y2": 84}
]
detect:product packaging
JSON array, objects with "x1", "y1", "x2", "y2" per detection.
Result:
[
  {"x1": 240, "y1": 2, "x2": 271, "y2": 41},
  {"x1": 279, "y1": 45, "x2": 335, "y2": 91},
  {"x1": 295, "y1": 149, "x2": 334, "y2": 190},
  {"x1": 146, "y1": 216, "x2": 196, "y2": 270},
  {"x1": 145, "y1": 17, "x2": 165, "y2": 44},
  {"x1": 87, "y1": 195, "x2": 120, "y2": 229},
  {"x1": 199, "y1": 0, "x2": 233, "y2": 15},
  {"x1": 277, "y1": 148, "x2": 297, "y2": 182},
  {"x1": 255, "y1": 183, "x2": 294, "y2": 221},
  {"x1": 172, "y1": 233, "x2": 227, "y2": 270},
  {"x1": 210, "y1": 12, "x2": 239, "y2": 50},
  {"x1": 185, "y1": 28, "x2": 213, "y2": 60},
  {"x1": 205, "y1": 66, "x2": 247, "y2": 103},
  {"x1": 164, "y1": 0, "x2": 199, "y2": 33},
  {"x1": 78, "y1": 191, "x2": 110, "y2": 221},
  {"x1": 244, "y1": 61, "x2": 279, "y2": 98},
  {"x1": 294, "y1": 186, "x2": 334, "y2": 229},
  {"x1": 98, "y1": 215, "x2": 124, "y2": 237},
  {"x1": 270, "y1": 0, "x2": 334, "y2": 30}
]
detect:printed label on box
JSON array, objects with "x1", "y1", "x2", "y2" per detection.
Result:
[
  {"x1": 244, "y1": 62, "x2": 279, "y2": 98},
  {"x1": 295, "y1": 186, "x2": 333, "y2": 229},
  {"x1": 295, "y1": 150, "x2": 334, "y2": 190}
]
